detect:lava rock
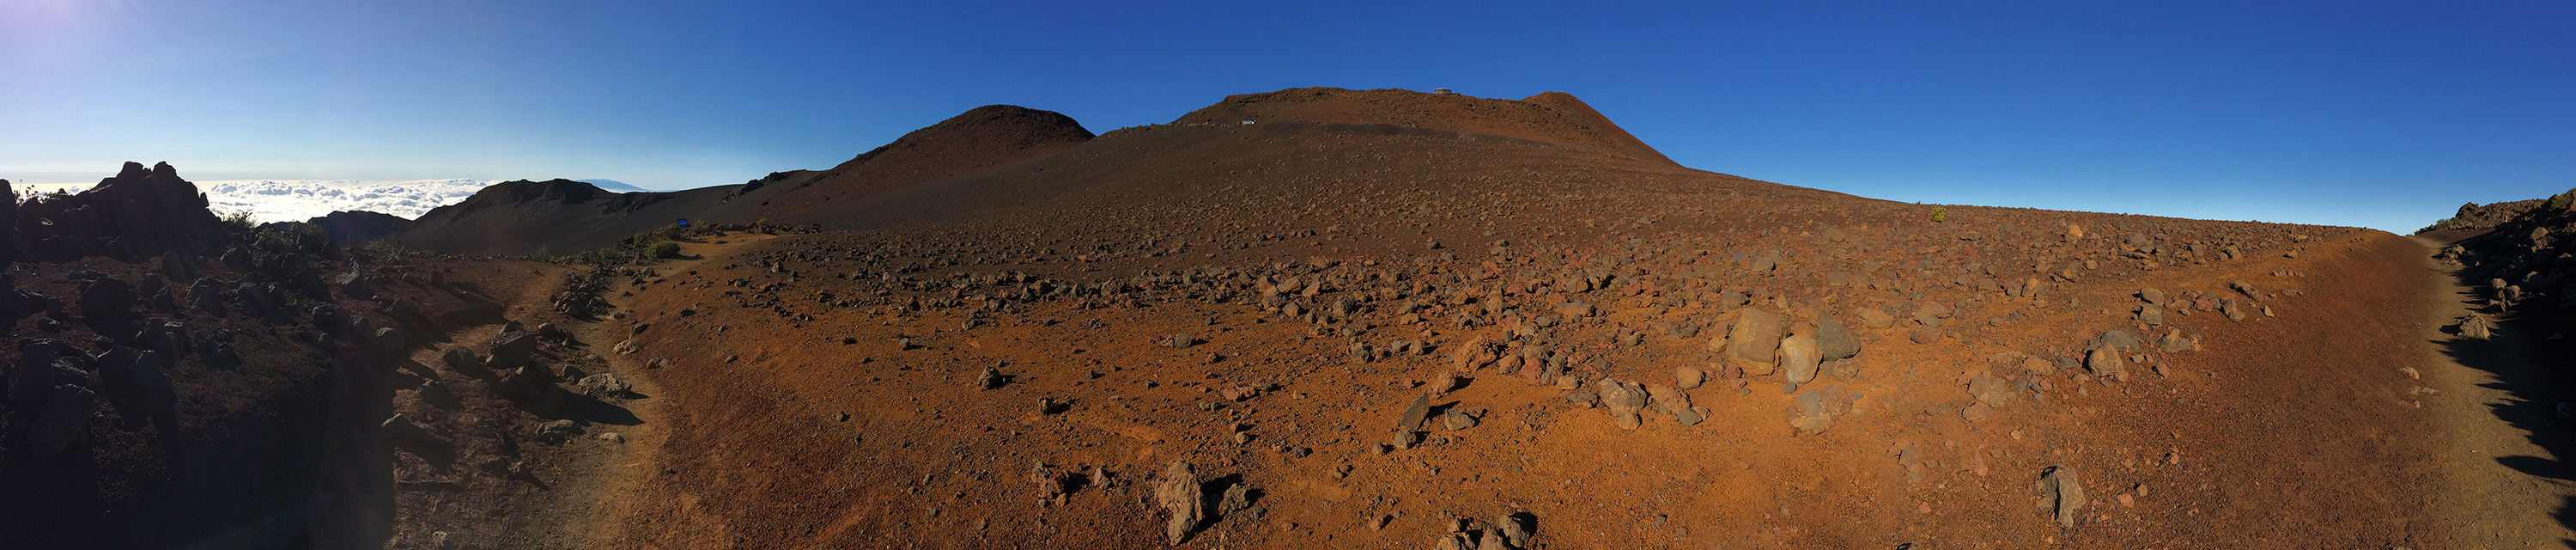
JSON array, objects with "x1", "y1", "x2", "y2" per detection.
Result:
[
  {"x1": 579, "y1": 373, "x2": 631, "y2": 397},
  {"x1": 2042, "y1": 466, "x2": 2086, "y2": 529},
  {"x1": 1156, "y1": 461, "x2": 1205, "y2": 544},
  {"x1": 1815, "y1": 317, "x2": 1858, "y2": 361},
  {"x1": 1595, "y1": 379, "x2": 1649, "y2": 430},
  {"x1": 1779, "y1": 333, "x2": 1822, "y2": 385},
  {"x1": 1727, "y1": 309, "x2": 1786, "y2": 375},
  {"x1": 2086, "y1": 347, "x2": 2127, "y2": 382},
  {"x1": 1398, "y1": 393, "x2": 1431, "y2": 431}
]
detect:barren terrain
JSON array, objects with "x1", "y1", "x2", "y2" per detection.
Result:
[{"x1": 4, "y1": 88, "x2": 2571, "y2": 549}]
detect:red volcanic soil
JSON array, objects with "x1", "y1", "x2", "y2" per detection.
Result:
[
  {"x1": 738, "y1": 105, "x2": 1097, "y2": 222},
  {"x1": 398, "y1": 113, "x2": 2484, "y2": 548},
  {"x1": 1173, "y1": 87, "x2": 1675, "y2": 165},
  {"x1": 29, "y1": 88, "x2": 2540, "y2": 549}
]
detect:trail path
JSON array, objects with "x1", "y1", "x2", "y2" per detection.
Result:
[
  {"x1": 2414, "y1": 235, "x2": 2576, "y2": 548},
  {"x1": 562, "y1": 233, "x2": 777, "y2": 546}
]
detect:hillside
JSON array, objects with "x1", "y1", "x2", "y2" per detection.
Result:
[
  {"x1": 386, "y1": 179, "x2": 739, "y2": 256},
  {"x1": 729, "y1": 105, "x2": 1096, "y2": 221},
  {"x1": 359, "y1": 89, "x2": 2521, "y2": 547},
  {"x1": 31, "y1": 88, "x2": 2551, "y2": 549},
  {"x1": 1173, "y1": 87, "x2": 1675, "y2": 165}
]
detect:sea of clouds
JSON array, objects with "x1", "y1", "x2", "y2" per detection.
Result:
[{"x1": 17, "y1": 179, "x2": 505, "y2": 223}]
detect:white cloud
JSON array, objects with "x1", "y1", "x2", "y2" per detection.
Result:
[{"x1": 17, "y1": 179, "x2": 497, "y2": 223}]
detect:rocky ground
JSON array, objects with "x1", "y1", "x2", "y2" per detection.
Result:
[
  {"x1": 426, "y1": 180, "x2": 2470, "y2": 547},
  {"x1": 8, "y1": 89, "x2": 2573, "y2": 549}
]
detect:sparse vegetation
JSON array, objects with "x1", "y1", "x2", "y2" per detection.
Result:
[
  {"x1": 221, "y1": 211, "x2": 258, "y2": 233},
  {"x1": 1931, "y1": 206, "x2": 1947, "y2": 223}
]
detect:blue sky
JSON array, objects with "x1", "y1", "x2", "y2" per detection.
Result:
[{"x1": 3, "y1": 1, "x2": 2571, "y2": 232}]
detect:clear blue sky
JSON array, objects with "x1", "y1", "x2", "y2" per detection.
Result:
[{"x1": 4, "y1": 1, "x2": 2571, "y2": 232}]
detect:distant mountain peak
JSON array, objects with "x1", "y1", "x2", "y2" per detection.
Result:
[{"x1": 579, "y1": 179, "x2": 649, "y2": 192}]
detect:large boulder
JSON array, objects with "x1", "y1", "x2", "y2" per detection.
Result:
[
  {"x1": 1815, "y1": 317, "x2": 1859, "y2": 361},
  {"x1": 1779, "y1": 333, "x2": 1822, "y2": 385},
  {"x1": 1727, "y1": 309, "x2": 1786, "y2": 375},
  {"x1": 488, "y1": 327, "x2": 540, "y2": 370},
  {"x1": 7, "y1": 339, "x2": 100, "y2": 456},
  {"x1": 1156, "y1": 461, "x2": 1205, "y2": 544},
  {"x1": 76, "y1": 276, "x2": 139, "y2": 330}
]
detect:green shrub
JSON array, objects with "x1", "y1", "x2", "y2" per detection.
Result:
[
  {"x1": 1931, "y1": 207, "x2": 1947, "y2": 223},
  {"x1": 647, "y1": 241, "x2": 682, "y2": 260}
]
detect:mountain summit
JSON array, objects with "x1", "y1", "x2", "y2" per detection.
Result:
[{"x1": 1172, "y1": 87, "x2": 1674, "y2": 165}]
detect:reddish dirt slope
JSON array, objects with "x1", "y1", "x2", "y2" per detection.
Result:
[
  {"x1": 1173, "y1": 87, "x2": 1675, "y2": 165},
  {"x1": 504, "y1": 113, "x2": 2457, "y2": 547},
  {"x1": 741, "y1": 105, "x2": 1095, "y2": 222},
  {"x1": 345, "y1": 91, "x2": 2515, "y2": 549}
]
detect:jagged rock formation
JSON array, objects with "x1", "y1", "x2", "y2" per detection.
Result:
[
  {"x1": 11, "y1": 162, "x2": 227, "y2": 263},
  {"x1": 2420, "y1": 196, "x2": 2555, "y2": 235}
]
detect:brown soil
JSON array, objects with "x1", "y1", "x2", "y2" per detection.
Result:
[
  {"x1": 482, "y1": 173, "x2": 2470, "y2": 548},
  {"x1": 43, "y1": 89, "x2": 2549, "y2": 549},
  {"x1": 1173, "y1": 88, "x2": 1675, "y2": 165}
]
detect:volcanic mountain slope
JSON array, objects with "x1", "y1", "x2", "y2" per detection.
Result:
[
  {"x1": 382, "y1": 105, "x2": 1092, "y2": 256},
  {"x1": 318, "y1": 87, "x2": 2537, "y2": 547},
  {"x1": 1173, "y1": 87, "x2": 1676, "y2": 165},
  {"x1": 387, "y1": 179, "x2": 739, "y2": 256},
  {"x1": 421, "y1": 107, "x2": 2486, "y2": 548},
  {"x1": 729, "y1": 104, "x2": 1096, "y2": 222}
]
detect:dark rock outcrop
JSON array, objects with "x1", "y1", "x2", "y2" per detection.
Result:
[{"x1": 15, "y1": 162, "x2": 228, "y2": 263}]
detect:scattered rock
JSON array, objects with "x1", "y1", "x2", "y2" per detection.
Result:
[
  {"x1": 1815, "y1": 317, "x2": 1858, "y2": 361},
  {"x1": 1856, "y1": 308, "x2": 1896, "y2": 329},
  {"x1": 1220, "y1": 384, "x2": 1261, "y2": 401},
  {"x1": 2457, "y1": 315, "x2": 2495, "y2": 339},
  {"x1": 489, "y1": 328, "x2": 540, "y2": 370},
  {"x1": 1966, "y1": 376, "x2": 2016, "y2": 406},
  {"x1": 2100, "y1": 329, "x2": 2142, "y2": 351},
  {"x1": 1779, "y1": 333, "x2": 1821, "y2": 385},
  {"x1": 977, "y1": 366, "x2": 1004, "y2": 389},
  {"x1": 1218, "y1": 482, "x2": 1253, "y2": 516},
  {"x1": 1156, "y1": 461, "x2": 1205, "y2": 544},
  {"x1": 579, "y1": 373, "x2": 631, "y2": 397},
  {"x1": 1398, "y1": 394, "x2": 1431, "y2": 431},
  {"x1": 1497, "y1": 512, "x2": 1534, "y2": 547},
  {"x1": 2086, "y1": 347, "x2": 2127, "y2": 382},
  {"x1": 2160, "y1": 330, "x2": 2196, "y2": 352},
  {"x1": 1443, "y1": 407, "x2": 1478, "y2": 431},
  {"x1": 1595, "y1": 379, "x2": 1649, "y2": 430},
  {"x1": 1786, "y1": 388, "x2": 1835, "y2": 435},
  {"x1": 1674, "y1": 366, "x2": 1704, "y2": 390},
  {"x1": 1727, "y1": 309, "x2": 1786, "y2": 375},
  {"x1": 536, "y1": 419, "x2": 584, "y2": 444},
  {"x1": 2042, "y1": 466, "x2": 2086, "y2": 529}
]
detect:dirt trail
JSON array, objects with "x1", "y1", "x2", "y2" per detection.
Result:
[
  {"x1": 2414, "y1": 234, "x2": 2576, "y2": 547},
  {"x1": 564, "y1": 233, "x2": 779, "y2": 545}
]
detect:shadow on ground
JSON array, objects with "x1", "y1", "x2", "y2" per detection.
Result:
[{"x1": 2428, "y1": 238, "x2": 2576, "y2": 547}]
